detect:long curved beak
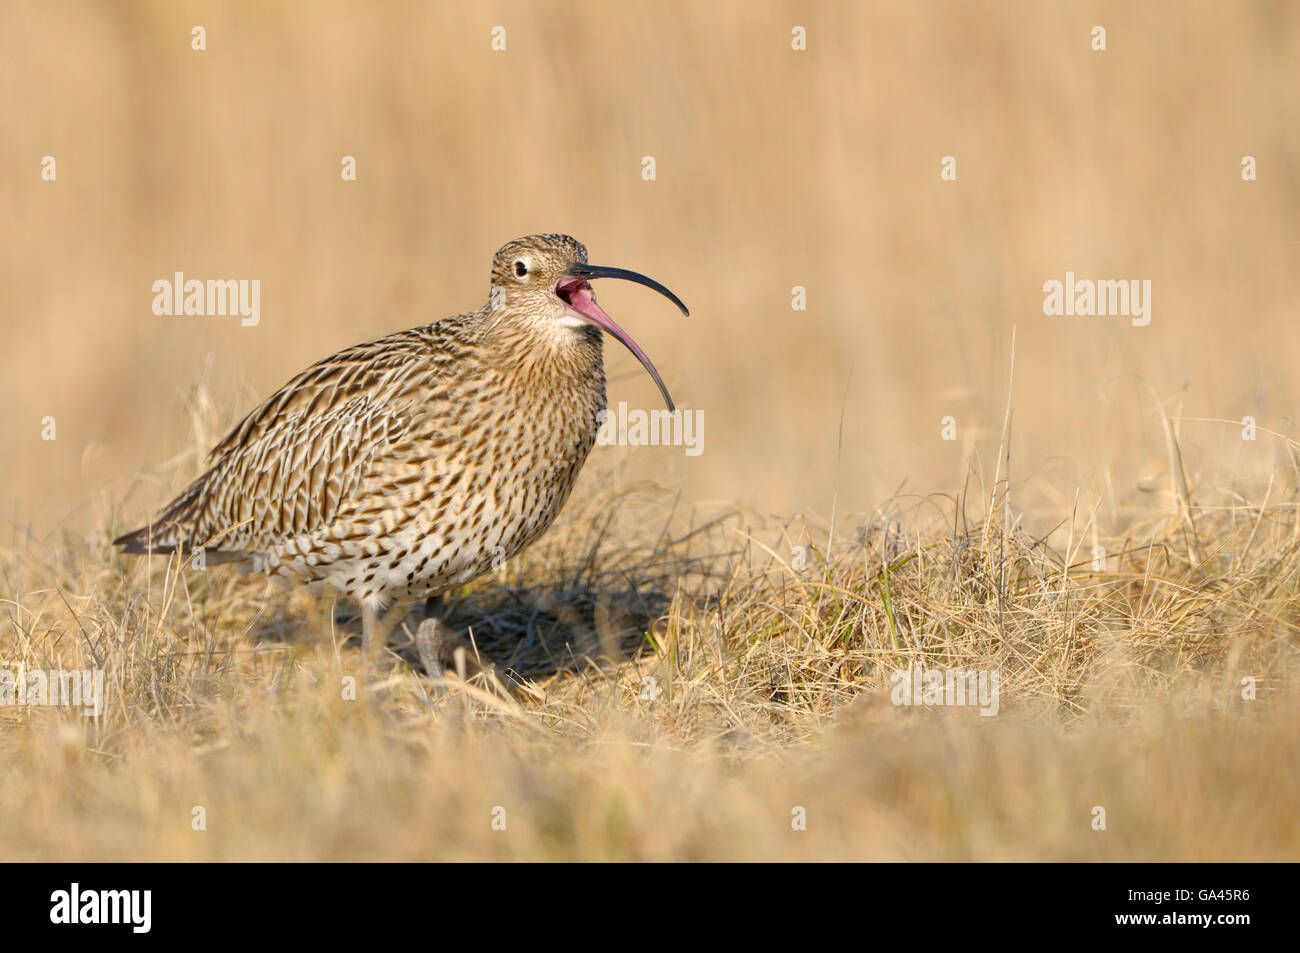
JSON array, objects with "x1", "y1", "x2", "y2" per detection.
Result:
[{"x1": 556, "y1": 262, "x2": 688, "y2": 412}]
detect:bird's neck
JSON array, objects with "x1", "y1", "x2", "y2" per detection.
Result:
[{"x1": 480, "y1": 310, "x2": 606, "y2": 402}]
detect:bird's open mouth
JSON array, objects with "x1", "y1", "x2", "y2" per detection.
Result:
[
  {"x1": 555, "y1": 276, "x2": 596, "y2": 312},
  {"x1": 555, "y1": 265, "x2": 688, "y2": 413}
]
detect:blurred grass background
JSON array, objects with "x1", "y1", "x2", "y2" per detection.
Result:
[{"x1": 2, "y1": 0, "x2": 1297, "y2": 540}]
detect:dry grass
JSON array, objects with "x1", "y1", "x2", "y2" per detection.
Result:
[
  {"x1": 3, "y1": 432, "x2": 1298, "y2": 860},
  {"x1": 3, "y1": 0, "x2": 1298, "y2": 862}
]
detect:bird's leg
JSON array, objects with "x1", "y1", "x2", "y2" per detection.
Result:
[
  {"x1": 415, "y1": 595, "x2": 476, "y2": 679},
  {"x1": 360, "y1": 601, "x2": 379, "y2": 667},
  {"x1": 414, "y1": 615, "x2": 445, "y2": 680}
]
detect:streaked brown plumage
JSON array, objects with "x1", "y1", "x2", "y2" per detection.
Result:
[{"x1": 115, "y1": 234, "x2": 688, "y2": 666}]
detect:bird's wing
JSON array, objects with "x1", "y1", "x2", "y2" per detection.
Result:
[{"x1": 115, "y1": 322, "x2": 466, "y2": 557}]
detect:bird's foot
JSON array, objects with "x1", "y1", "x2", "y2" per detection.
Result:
[{"x1": 414, "y1": 616, "x2": 477, "y2": 680}]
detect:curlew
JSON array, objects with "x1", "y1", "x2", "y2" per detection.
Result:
[{"x1": 115, "y1": 234, "x2": 688, "y2": 670}]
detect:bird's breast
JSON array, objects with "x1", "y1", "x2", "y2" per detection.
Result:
[{"x1": 330, "y1": 357, "x2": 607, "y2": 595}]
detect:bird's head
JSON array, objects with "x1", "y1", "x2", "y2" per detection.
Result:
[{"x1": 487, "y1": 234, "x2": 688, "y2": 412}]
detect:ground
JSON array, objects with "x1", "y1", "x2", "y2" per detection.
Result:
[{"x1": 2, "y1": 457, "x2": 1296, "y2": 861}]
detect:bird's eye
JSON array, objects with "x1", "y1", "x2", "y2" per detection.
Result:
[{"x1": 514, "y1": 260, "x2": 528, "y2": 278}]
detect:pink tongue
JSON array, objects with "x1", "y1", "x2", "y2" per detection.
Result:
[
  {"x1": 567, "y1": 284, "x2": 599, "y2": 316},
  {"x1": 564, "y1": 283, "x2": 675, "y2": 412}
]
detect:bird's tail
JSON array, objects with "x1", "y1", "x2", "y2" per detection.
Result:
[
  {"x1": 113, "y1": 521, "x2": 245, "y2": 563},
  {"x1": 113, "y1": 477, "x2": 244, "y2": 563},
  {"x1": 112, "y1": 524, "x2": 177, "y2": 555}
]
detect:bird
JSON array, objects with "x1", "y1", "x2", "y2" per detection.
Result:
[{"x1": 115, "y1": 234, "x2": 688, "y2": 671}]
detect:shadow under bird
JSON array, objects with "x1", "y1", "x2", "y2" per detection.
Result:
[{"x1": 115, "y1": 234, "x2": 688, "y2": 671}]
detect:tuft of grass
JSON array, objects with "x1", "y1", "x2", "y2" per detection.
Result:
[{"x1": 2, "y1": 454, "x2": 1298, "y2": 860}]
